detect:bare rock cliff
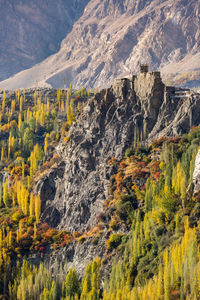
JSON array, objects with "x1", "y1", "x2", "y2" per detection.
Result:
[{"x1": 36, "y1": 71, "x2": 200, "y2": 234}]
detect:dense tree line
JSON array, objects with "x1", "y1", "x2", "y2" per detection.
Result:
[
  {"x1": 0, "y1": 86, "x2": 89, "y2": 297},
  {"x1": 1, "y1": 86, "x2": 200, "y2": 299}
]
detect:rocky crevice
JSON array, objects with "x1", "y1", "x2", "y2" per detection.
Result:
[
  {"x1": 34, "y1": 71, "x2": 200, "y2": 275},
  {"x1": 36, "y1": 72, "x2": 200, "y2": 234}
]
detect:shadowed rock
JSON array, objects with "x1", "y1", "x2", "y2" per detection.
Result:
[{"x1": 36, "y1": 71, "x2": 200, "y2": 233}]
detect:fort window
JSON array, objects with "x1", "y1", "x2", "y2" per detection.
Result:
[{"x1": 140, "y1": 64, "x2": 149, "y2": 73}]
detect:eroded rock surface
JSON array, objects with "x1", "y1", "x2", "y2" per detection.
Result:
[
  {"x1": 36, "y1": 72, "x2": 200, "y2": 234},
  {"x1": 33, "y1": 71, "x2": 200, "y2": 275}
]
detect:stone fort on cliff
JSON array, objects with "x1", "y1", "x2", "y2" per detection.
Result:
[{"x1": 113, "y1": 64, "x2": 192, "y2": 105}]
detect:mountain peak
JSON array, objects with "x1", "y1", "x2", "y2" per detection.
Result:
[{"x1": 0, "y1": 0, "x2": 199, "y2": 90}]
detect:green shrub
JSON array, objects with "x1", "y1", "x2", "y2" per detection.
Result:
[
  {"x1": 106, "y1": 233, "x2": 123, "y2": 250},
  {"x1": 125, "y1": 148, "x2": 134, "y2": 158}
]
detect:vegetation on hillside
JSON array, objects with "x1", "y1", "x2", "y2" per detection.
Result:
[
  {"x1": 1, "y1": 86, "x2": 200, "y2": 299},
  {"x1": 0, "y1": 86, "x2": 90, "y2": 298}
]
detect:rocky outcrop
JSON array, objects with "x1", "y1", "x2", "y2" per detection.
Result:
[
  {"x1": 38, "y1": 78, "x2": 137, "y2": 232},
  {"x1": 35, "y1": 162, "x2": 66, "y2": 227},
  {"x1": 48, "y1": 233, "x2": 108, "y2": 277},
  {"x1": 36, "y1": 71, "x2": 200, "y2": 234},
  {"x1": 33, "y1": 71, "x2": 200, "y2": 275},
  {"x1": 149, "y1": 93, "x2": 200, "y2": 140}
]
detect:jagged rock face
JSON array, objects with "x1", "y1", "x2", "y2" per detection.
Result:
[
  {"x1": 1, "y1": 0, "x2": 200, "y2": 90},
  {"x1": 37, "y1": 72, "x2": 165, "y2": 232},
  {"x1": 36, "y1": 162, "x2": 66, "y2": 227},
  {"x1": 37, "y1": 72, "x2": 200, "y2": 233},
  {"x1": 149, "y1": 93, "x2": 200, "y2": 140},
  {"x1": 38, "y1": 83, "x2": 136, "y2": 231},
  {"x1": 48, "y1": 233, "x2": 108, "y2": 277}
]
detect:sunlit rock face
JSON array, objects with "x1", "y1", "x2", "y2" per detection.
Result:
[
  {"x1": 1, "y1": 0, "x2": 199, "y2": 90},
  {"x1": 0, "y1": 0, "x2": 90, "y2": 81},
  {"x1": 35, "y1": 72, "x2": 200, "y2": 233}
]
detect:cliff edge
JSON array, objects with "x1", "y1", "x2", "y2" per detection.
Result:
[{"x1": 36, "y1": 70, "x2": 200, "y2": 234}]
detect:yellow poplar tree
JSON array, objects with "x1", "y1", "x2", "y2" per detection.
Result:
[
  {"x1": 35, "y1": 195, "x2": 41, "y2": 223},
  {"x1": 29, "y1": 193, "x2": 34, "y2": 218},
  {"x1": 20, "y1": 96, "x2": 23, "y2": 112}
]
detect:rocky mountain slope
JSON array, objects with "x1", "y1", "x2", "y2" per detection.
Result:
[
  {"x1": 0, "y1": 0, "x2": 199, "y2": 90},
  {"x1": 0, "y1": 0, "x2": 89, "y2": 82},
  {"x1": 2, "y1": 68, "x2": 200, "y2": 298},
  {"x1": 36, "y1": 70, "x2": 200, "y2": 238}
]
